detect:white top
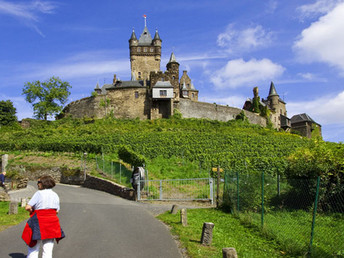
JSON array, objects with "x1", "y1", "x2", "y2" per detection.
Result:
[{"x1": 28, "y1": 189, "x2": 60, "y2": 211}]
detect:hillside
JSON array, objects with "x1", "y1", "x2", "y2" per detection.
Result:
[{"x1": 0, "y1": 116, "x2": 313, "y2": 177}]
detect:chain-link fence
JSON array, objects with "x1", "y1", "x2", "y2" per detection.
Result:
[
  {"x1": 94, "y1": 156, "x2": 133, "y2": 187},
  {"x1": 223, "y1": 171, "x2": 344, "y2": 257},
  {"x1": 137, "y1": 178, "x2": 214, "y2": 202}
]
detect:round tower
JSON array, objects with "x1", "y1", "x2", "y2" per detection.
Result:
[
  {"x1": 267, "y1": 81, "x2": 279, "y2": 111},
  {"x1": 166, "y1": 52, "x2": 180, "y2": 100}
]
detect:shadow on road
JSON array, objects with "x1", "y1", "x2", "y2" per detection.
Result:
[{"x1": 9, "y1": 253, "x2": 26, "y2": 258}]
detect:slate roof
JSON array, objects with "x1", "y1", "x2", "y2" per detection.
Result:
[
  {"x1": 290, "y1": 113, "x2": 316, "y2": 124},
  {"x1": 139, "y1": 26, "x2": 152, "y2": 45},
  {"x1": 153, "y1": 81, "x2": 173, "y2": 88},
  {"x1": 268, "y1": 81, "x2": 278, "y2": 96}
]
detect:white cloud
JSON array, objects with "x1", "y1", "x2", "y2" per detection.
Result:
[
  {"x1": 210, "y1": 58, "x2": 285, "y2": 89},
  {"x1": 202, "y1": 95, "x2": 245, "y2": 109},
  {"x1": 297, "y1": 0, "x2": 344, "y2": 19},
  {"x1": 294, "y1": 2, "x2": 344, "y2": 74},
  {"x1": 0, "y1": 0, "x2": 57, "y2": 36},
  {"x1": 217, "y1": 24, "x2": 273, "y2": 54},
  {"x1": 288, "y1": 90, "x2": 344, "y2": 125}
]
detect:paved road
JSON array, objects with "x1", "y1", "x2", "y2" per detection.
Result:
[{"x1": 1, "y1": 183, "x2": 182, "y2": 258}]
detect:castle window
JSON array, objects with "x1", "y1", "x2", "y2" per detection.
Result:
[
  {"x1": 138, "y1": 72, "x2": 141, "y2": 79},
  {"x1": 144, "y1": 47, "x2": 147, "y2": 52},
  {"x1": 172, "y1": 76, "x2": 175, "y2": 80},
  {"x1": 135, "y1": 91, "x2": 139, "y2": 98},
  {"x1": 192, "y1": 93, "x2": 194, "y2": 98},
  {"x1": 137, "y1": 47, "x2": 141, "y2": 52},
  {"x1": 150, "y1": 48, "x2": 154, "y2": 52},
  {"x1": 160, "y1": 90, "x2": 167, "y2": 96},
  {"x1": 183, "y1": 90, "x2": 188, "y2": 97}
]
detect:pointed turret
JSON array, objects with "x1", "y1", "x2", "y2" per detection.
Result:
[
  {"x1": 94, "y1": 82, "x2": 101, "y2": 95},
  {"x1": 268, "y1": 81, "x2": 278, "y2": 97},
  {"x1": 153, "y1": 29, "x2": 161, "y2": 41},
  {"x1": 168, "y1": 52, "x2": 178, "y2": 64},
  {"x1": 130, "y1": 29, "x2": 137, "y2": 40}
]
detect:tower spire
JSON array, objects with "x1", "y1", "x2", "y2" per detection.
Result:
[{"x1": 143, "y1": 14, "x2": 147, "y2": 27}]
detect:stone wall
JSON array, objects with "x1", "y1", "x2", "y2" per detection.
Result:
[
  {"x1": 177, "y1": 99, "x2": 266, "y2": 127},
  {"x1": 62, "y1": 96, "x2": 105, "y2": 119},
  {"x1": 6, "y1": 164, "x2": 135, "y2": 201},
  {"x1": 7, "y1": 165, "x2": 84, "y2": 185},
  {"x1": 83, "y1": 175, "x2": 135, "y2": 201}
]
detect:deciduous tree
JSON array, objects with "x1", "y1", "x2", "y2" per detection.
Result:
[{"x1": 22, "y1": 77, "x2": 71, "y2": 120}]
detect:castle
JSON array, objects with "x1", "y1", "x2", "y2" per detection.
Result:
[{"x1": 61, "y1": 20, "x2": 321, "y2": 138}]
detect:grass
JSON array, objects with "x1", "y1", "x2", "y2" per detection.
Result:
[
  {"x1": 0, "y1": 201, "x2": 28, "y2": 232},
  {"x1": 158, "y1": 208, "x2": 292, "y2": 258},
  {"x1": 158, "y1": 208, "x2": 344, "y2": 258}
]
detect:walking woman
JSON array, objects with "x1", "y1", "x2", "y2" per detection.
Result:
[{"x1": 22, "y1": 175, "x2": 65, "y2": 258}]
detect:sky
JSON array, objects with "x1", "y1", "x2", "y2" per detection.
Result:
[{"x1": 0, "y1": 0, "x2": 344, "y2": 143}]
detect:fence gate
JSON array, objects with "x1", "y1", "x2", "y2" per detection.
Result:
[{"x1": 137, "y1": 178, "x2": 214, "y2": 204}]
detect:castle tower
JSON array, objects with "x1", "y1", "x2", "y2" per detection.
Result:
[
  {"x1": 129, "y1": 18, "x2": 161, "y2": 82},
  {"x1": 166, "y1": 52, "x2": 180, "y2": 101},
  {"x1": 267, "y1": 81, "x2": 287, "y2": 129},
  {"x1": 267, "y1": 81, "x2": 279, "y2": 111}
]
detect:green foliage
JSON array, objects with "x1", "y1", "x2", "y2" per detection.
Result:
[
  {"x1": 0, "y1": 202, "x2": 28, "y2": 231},
  {"x1": 285, "y1": 140, "x2": 344, "y2": 211},
  {"x1": 252, "y1": 95, "x2": 261, "y2": 113},
  {"x1": 0, "y1": 100, "x2": 17, "y2": 125},
  {"x1": 22, "y1": 76, "x2": 71, "y2": 120},
  {"x1": 171, "y1": 109, "x2": 182, "y2": 119},
  {"x1": 158, "y1": 208, "x2": 287, "y2": 257},
  {"x1": 235, "y1": 110, "x2": 248, "y2": 122},
  {"x1": 0, "y1": 117, "x2": 313, "y2": 176},
  {"x1": 118, "y1": 145, "x2": 145, "y2": 167}
]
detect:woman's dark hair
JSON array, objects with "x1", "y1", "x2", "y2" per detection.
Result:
[{"x1": 39, "y1": 175, "x2": 56, "y2": 189}]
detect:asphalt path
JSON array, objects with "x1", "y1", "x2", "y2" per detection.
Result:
[{"x1": 0, "y1": 183, "x2": 182, "y2": 258}]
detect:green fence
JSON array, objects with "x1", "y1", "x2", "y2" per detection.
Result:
[
  {"x1": 95, "y1": 156, "x2": 133, "y2": 187},
  {"x1": 223, "y1": 171, "x2": 344, "y2": 257}
]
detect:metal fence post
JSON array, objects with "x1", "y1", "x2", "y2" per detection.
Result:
[
  {"x1": 119, "y1": 161, "x2": 122, "y2": 183},
  {"x1": 261, "y1": 171, "x2": 265, "y2": 228},
  {"x1": 209, "y1": 178, "x2": 214, "y2": 205},
  {"x1": 236, "y1": 171, "x2": 240, "y2": 212},
  {"x1": 137, "y1": 179, "x2": 141, "y2": 201},
  {"x1": 159, "y1": 180, "x2": 163, "y2": 200},
  {"x1": 277, "y1": 172, "x2": 280, "y2": 196},
  {"x1": 308, "y1": 176, "x2": 321, "y2": 256}
]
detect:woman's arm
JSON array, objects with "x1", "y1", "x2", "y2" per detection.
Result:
[{"x1": 25, "y1": 204, "x2": 33, "y2": 213}]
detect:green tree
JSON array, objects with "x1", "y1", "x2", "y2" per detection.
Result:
[
  {"x1": 0, "y1": 100, "x2": 17, "y2": 125},
  {"x1": 22, "y1": 76, "x2": 71, "y2": 120}
]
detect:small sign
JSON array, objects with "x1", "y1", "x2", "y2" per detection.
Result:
[{"x1": 212, "y1": 167, "x2": 223, "y2": 172}]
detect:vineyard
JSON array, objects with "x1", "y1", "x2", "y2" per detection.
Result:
[{"x1": 0, "y1": 117, "x2": 314, "y2": 178}]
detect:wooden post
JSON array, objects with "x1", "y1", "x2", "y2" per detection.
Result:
[
  {"x1": 201, "y1": 222, "x2": 214, "y2": 245},
  {"x1": 9, "y1": 201, "x2": 18, "y2": 215},
  {"x1": 180, "y1": 208, "x2": 187, "y2": 226},
  {"x1": 222, "y1": 248, "x2": 238, "y2": 258},
  {"x1": 171, "y1": 204, "x2": 179, "y2": 214}
]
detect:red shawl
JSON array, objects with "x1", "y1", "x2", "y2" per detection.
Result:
[{"x1": 22, "y1": 209, "x2": 65, "y2": 247}]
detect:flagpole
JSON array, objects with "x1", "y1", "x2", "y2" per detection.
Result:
[{"x1": 143, "y1": 15, "x2": 147, "y2": 27}]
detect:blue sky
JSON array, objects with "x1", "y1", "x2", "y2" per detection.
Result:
[{"x1": 0, "y1": 0, "x2": 344, "y2": 143}]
